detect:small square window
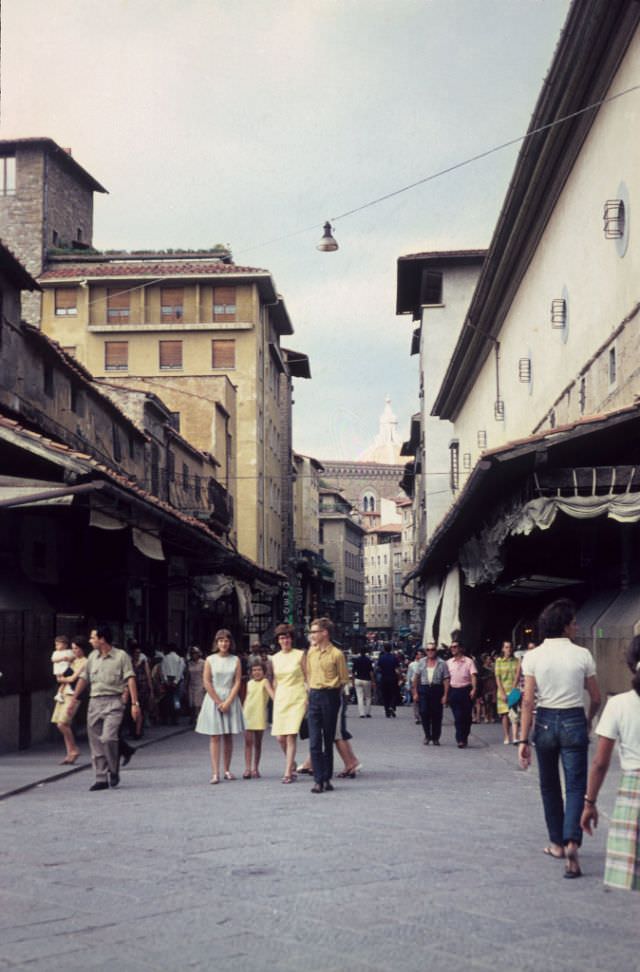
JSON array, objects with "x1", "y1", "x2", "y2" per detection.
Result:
[
  {"x1": 107, "y1": 288, "x2": 130, "y2": 322},
  {"x1": 159, "y1": 340, "x2": 183, "y2": 370},
  {"x1": 213, "y1": 286, "x2": 237, "y2": 322},
  {"x1": 105, "y1": 341, "x2": 128, "y2": 371},
  {"x1": 211, "y1": 339, "x2": 235, "y2": 369},
  {"x1": 161, "y1": 287, "x2": 183, "y2": 323}
]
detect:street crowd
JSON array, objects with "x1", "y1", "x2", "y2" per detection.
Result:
[{"x1": 48, "y1": 601, "x2": 640, "y2": 895}]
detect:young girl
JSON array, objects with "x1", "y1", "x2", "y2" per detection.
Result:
[
  {"x1": 195, "y1": 630, "x2": 244, "y2": 784},
  {"x1": 242, "y1": 660, "x2": 274, "y2": 778},
  {"x1": 581, "y1": 635, "x2": 640, "y2": 891}
]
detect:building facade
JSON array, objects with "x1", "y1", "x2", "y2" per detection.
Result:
[{"x1": 319, "y1": 487, "x2": 365, "y2": 648}]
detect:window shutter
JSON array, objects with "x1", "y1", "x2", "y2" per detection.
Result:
[
  {"x1": 159, "y1": 340, "x2": 183, "y2": 369},
  {"x1": 211, "y1": 339, "x2": 235, "y2": 369},
  {"x1": 107, "y1": 288, "x2": 130, "y2": 319},
  {"x1": 161, "y1": 287, "x2": 184, "y2": 321},
  {"x1": 421, "y1": 270, "x2": 443, "y2": 306},
  {"x1": 105, "y1": 341, "x2": 128, "y2": 370},
  {"x1": 55, "y1": 288, "x2": 78, "y2": 314},
  {"x1": 213, "y1": 286, "x2": 237, "y2": 322}
]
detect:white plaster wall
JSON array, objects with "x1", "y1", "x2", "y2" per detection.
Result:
[
  {"x1": 421, "y1": 264, "x2": 483, "y2": 537},
  {"x1": 453, "y1": 32, "x2": 640, "y2": 468}
]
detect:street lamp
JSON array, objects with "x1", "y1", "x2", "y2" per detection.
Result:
[{"x1": 316, "y1": 221, "x2": 339, "y2": 252}]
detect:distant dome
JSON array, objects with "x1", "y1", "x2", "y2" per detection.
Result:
[{"x1": 358, "y1": 396, "x2": 403, "y2": 464}]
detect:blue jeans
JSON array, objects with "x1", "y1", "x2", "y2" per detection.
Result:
[
  {"x1": 308, "y1": 688, "x2": 341, "y2": 784},
  {"x1": 533, "y1": 707, "x2": 588, "y2": 847}
]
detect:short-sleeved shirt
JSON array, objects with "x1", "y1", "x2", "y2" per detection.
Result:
[
  {"x1": 416, "y1": 658, "x2": 450, "y2": 686},
  {"x1": 307, "y1": 643, "x2": 349, "y2": 689},
  {"x1": 521, "y1": 638, "x2": 596, "y2": 709},
  {"x1": 84, "y1": 647, "x2": 134, "y2": 697},
  {"x1": 352, "y1": 655, "x2": 373, "y2": 680},
  {"x1": 596, "y1": 690, "x2": 640, "y2": 771},
  {"x1": 447, "y1": 655, "x2": 477, "y2": 688}
]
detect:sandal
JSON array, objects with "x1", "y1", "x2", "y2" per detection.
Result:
[
  {"x1": 251, "y1": 769, "x2": 261, "y2": 778},
  {"x1": 337, "y1": 770, "x2": 355, "y2": 779},
  {"x1": 564, "y1": 849, "x2": 582, "y2": 879},
  {"x1": 243, "y1": 771, "x2": 252, "y2": 779},
  {"x1": 281, "y1": 776, "x2": 294, "y2": 784},
  {"x1": 223, "y1": 771, "x2": 236, "y2": 781},
  {"x1": 210, "y1": 774, "x2": 219, "y2": 785},
  {"x1": 543, "y1": 846, "x2": 565, "y2": 859}
]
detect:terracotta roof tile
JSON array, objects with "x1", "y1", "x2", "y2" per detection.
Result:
[{"x1": 39, "y1": 261, "x2": 269, "y2": 280}]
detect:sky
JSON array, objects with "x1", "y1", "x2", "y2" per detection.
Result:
[{"x1": 1, "y1": 0, "x2": 571, "y2": 460}]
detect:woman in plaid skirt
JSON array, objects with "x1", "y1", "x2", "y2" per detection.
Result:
[{"x1": 581, "y1": 636, "x2": 640, "y2": 891}]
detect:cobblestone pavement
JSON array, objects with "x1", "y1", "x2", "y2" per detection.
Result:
[{"x1": 1, "y1": 708, "x2": 636, "y2": 972}]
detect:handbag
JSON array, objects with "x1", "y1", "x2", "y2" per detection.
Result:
[
  {"x1": 507, "y1": 687, "x2": 522, "y2": 709},
  {"x1": 299, "y1": 715, "x2": 309, "y2": 740}
]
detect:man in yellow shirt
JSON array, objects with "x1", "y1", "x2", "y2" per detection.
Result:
[{"x1": 306, "y1": 617, "x2": 349, "y2": 793}]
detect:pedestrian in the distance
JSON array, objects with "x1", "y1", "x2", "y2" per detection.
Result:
[
  {"x1": 413, "y1": 642, "x2": 450, "y2": 746},
  {"x1": 377, "y1": 643, "x2": 399, "y2": 718},
  {"x1": 51, "y1": 635, "x2": 88, "y2": 765},
  {"x1": 446, "y1": 639, "x2": 477, "y2": 748},
  {"x1": 581, "y1": 635, "x2": 640, "y2": 892},
  {"x1": 495, "y1": 640, "x2": 521, "y2": 745},
  {"x1": 352, "y1": 646, "x2": 375, "y2": 718},
  {"x1": 67, "y1": 626, "x2": 140, "y2": 791},
  {"x1": 195, "y1": 629, "x2": 245, "y2": 784},
  {"x1": 518, "y1": 598, "x2": 601, "y2": 878}
]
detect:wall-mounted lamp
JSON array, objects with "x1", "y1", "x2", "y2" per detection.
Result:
[
  {"x1": 477, "y1": 430, "x2": 487, "y2": 449},
  {"x1": 603, "y1": 199, "x2": 625, "y2": 239},
  {"x1": 494, "y1": 399, "x2": 505, "y2": 421},
  {"x1": 550, "y1": 298, "x2": 566, "y2": 328},
  {"x1": 518, "y1": 357, "x2": 532, "y2": 383},
  {"x1": 316, "y1": 221, "x2": 339, "y2": 252}
]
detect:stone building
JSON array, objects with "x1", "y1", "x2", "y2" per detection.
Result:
[{"x1": 319, "y1": 486, "x2": 365, "y2": 648}]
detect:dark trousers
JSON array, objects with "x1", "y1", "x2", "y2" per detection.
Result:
[
  {"x1": 534, "y1": 707, "x2": 588, "y2": 847},
  {"x1": 160, "y1": 681, "x2": 180, "y2": 725},
  {"x1": 380, "y1": 680, "x2": 397, "y2": 716},
  {"x1": 449, "y1": 685, "x2": 473, "y2": 744},
  {"x1": 308, "y1": 688, "x2": 341, "y2": 784},
  {"x1": 418, "y1": 684, "x2": 444, "y2": 742}
]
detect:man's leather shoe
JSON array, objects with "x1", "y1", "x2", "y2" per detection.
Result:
[
  {"x1": 324, "y1": 781, "x2": 334, "y2": 792},
  {"x1": 121, "y1": 747, "x2": 135, "y2": 767},
  {"x1": 89, "y1": 781, "x2": 109, "y2": 791},
  {"x1": 109, "y1": 770, "x2": 120, "y2": 788},
  {"x1": 311, "y1": 783, "x2": 324, "y2": 793}
]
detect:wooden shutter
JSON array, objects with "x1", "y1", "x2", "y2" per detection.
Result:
[
  {"x1": 107, "y1": 288, "x2": 130, "y2": 319},
  {"x1": 213, "y1": 286, "x2": 236, "y2": 322},
  {"x1": 55, "y1": 287, "x2": 77, "y2": 314},
  {"x1": 159, "y1": 340, "x2": 183, "y2": 369},
  {"x1": 104, "y1": 341, "x2": 128, "y2": 370},
  {"x1": 161, "y1": 287, "x2": 183, "y2": 321},
  {"x1": 211, "y1": 339, "x2": 235, "y2": 369}
]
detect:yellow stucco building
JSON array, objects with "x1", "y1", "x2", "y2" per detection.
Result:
[{"x1": 39, "y1": 253, "x2": 302, "y2": 570}]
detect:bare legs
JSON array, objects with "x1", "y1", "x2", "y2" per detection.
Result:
[
  {"x1": 335, "y1": 738, "x2": 360, "y2": 774},
  {"x1": 278, "y1": 734, "x2": 297, "y2": 779},
  {"x1": 57, "y1": 722, "x2": 79, "y2": 762},
  {"x1": 209, "y1": 733, "x2": 233, "y2": 781},
  {"x1": 244, "y1": 730, "x2": 263, "y2": 777}
]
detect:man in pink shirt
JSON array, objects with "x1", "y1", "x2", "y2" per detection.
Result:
[{"x1": 446, "y1": 640, "x2": 478, "y2": 748}]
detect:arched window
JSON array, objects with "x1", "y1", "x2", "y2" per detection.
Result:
[{"x1": 362, "y1": 491, "x2": 376, "y2": 513}]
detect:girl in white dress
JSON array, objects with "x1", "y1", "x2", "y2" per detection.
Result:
[{"x1": 195, "y1": 629, "x2": 244, "y2": 783}]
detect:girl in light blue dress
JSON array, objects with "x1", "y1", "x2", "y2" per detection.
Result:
[{"x1": 195, "y1": 629, "x2": 244, "y2": 783}]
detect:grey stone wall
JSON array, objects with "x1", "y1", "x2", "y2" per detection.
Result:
[{"x1": 321, "y1": 460, "x2": 406, "y2": 512}]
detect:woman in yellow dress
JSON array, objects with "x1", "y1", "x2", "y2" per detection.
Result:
[
  {"x1": 495, "y1": 640, "x2": 521, "y2": 745},
  {"x1": 271, "y1": 623, "x2": 307, "y2": 783}
]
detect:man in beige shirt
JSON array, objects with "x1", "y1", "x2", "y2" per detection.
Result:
[
  {"x1": 68, "y1": 625, "x2": 139, "y2": 791},
  {"x1": 306, "y1": 617, "x2": 349, "y2": 793}
]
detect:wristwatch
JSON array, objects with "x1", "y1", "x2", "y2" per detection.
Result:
[{"x1": 131, "y1": 701, "x2": 140, "y2": 707}]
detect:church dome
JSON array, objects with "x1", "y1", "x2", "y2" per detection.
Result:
[{"x1": 357, "y1": 396, "x2": 403, "y2": 464}]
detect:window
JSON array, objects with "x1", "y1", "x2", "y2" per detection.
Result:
[
  {"x1": 150, "y1": 443, "x2": 160, "y2": 494},
  {"x1": 449, "y1": 439, "x2": 460, "y2": 492},
  {"x1": 55, "y1": 288, "x2": 78, "y2": 316},
  {"x1": 112, "y1": 425, "x2": 122, "y2": 462},
  {"x1": 161, "y1": 287, "x2": 183, "y2": 322},
  {"x1": 168, "y1": 411, "x2": 180, "y2": 432},
  {"x1": 213, "y1": 287, "x2": 237, "y2": 322},
  {"x1": 107, "y1": 287, "x2": 130, "y2": 322},
  {"x1": 70, "y1": 384, "x2": 84, "y2": 416},
  {"x1": 182, "y1": 463, "x2": 190, "y2": 491},
  {"x1": 52, "y1": 230, "x2": 59, "y2": 246},
  {"x1": 105, "y1": 341, "x2": 128, "y2": 371},
  {"x1": 0, "y1": 156, "x2": 16, "y2": 196},
  {"x1": 211, "y1": 339, "x2": 235, "y2": 369},
  {"x1": 167, "y1": 450, "x2": 175, "y2": 483},
  {"x1": 194, "y1": 475, "x2": 201, "y2": 501},
  {"x1": 609, "y1": 347, "x2": 617, "y2": 385},
  {"x1": 579, "y1": 376, "x2": 586, "y2": 415},
  {"x1": 159, "y1": 340, "x2": 183, "y2": 370},
  {"x1": 421, "y1": 269, "x2": 443, "y2": 305}
]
